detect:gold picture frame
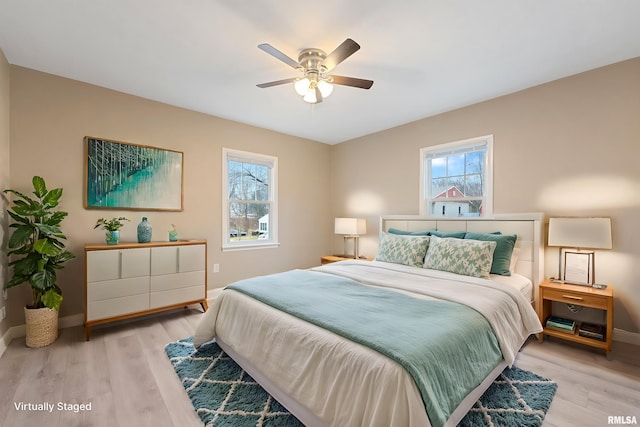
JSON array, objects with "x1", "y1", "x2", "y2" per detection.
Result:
[{"x1": 84, "y1": 136, "x2": 184, "y2": 211}]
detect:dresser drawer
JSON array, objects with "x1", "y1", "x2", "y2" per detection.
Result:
[
  {"x1": 87, "y1": 276, "x2": 150, "y2": 302},
  {"x1": 150, "y1": 270, "x2": 205, "y2": 292},
  {"x1": 543, "y1": 288, "x2": 608, "y2": 309},
  {"x1": 150, "y1": 285, "x2": 204, "y2": 309},
  {"x1": 87, "y1": 294, "x2": 149, "y2": 321}
]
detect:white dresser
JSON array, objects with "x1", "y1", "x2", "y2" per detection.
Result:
[{"x1": 84, "y1": 240, "x2": 207, "y2": 340}]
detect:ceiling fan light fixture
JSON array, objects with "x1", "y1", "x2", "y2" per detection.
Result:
[
  {"x1": 303, "y1": 90, "x2": 318, "y2": 104},
  {"x1": 297, "y1": 78, "x2": 332, "y2": 103},
  {"x1": 317, "y1": 80, "x2": 333, "y2": 97},
  {"x1": 294, "y1": 78, "x2": 310, "y2": 96},
  {"x1": 258, "y1": 39, "x2": 371, "y2": 104}
]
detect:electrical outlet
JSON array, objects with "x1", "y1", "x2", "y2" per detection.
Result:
[
  {"x1": 0, "y1": 306, "x2": 6, "y2": 320},
  {"x1": 213, "y1": 264, "x2": 220, "y2": 273}
]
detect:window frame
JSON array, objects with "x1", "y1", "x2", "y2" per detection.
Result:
[
  {"x1": 222, "y1": 147, "x2": 279, "y2": 251},
  {"x1": 419, "y1": 135, "x2": 493, "y2": 217}
]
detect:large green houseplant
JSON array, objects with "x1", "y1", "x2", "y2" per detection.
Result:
[{"x1": 4, "y1": 176, "x2": 75, "y2": 347}]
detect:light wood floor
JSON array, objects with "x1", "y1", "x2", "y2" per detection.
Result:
[{"x1": 0, "y1": 308, "x2": 638, "y2": 427}]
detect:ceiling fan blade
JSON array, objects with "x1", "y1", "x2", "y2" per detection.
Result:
[
  {"x1": 321, "y1": 39, "x2": 360, "y2": 72},
  {"x1": 256, "y1": 77, "x2": 298, "y2": 88},
  {"x1": 329, "y1": 75, "x2": 374, "y2": 89},
  {"x1": 258, "y1": 44, "x2": 300, "y2": 69}
]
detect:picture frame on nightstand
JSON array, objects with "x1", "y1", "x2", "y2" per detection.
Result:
[{"x1": 562, "y1": 250, "x2": 593, "y2": 285}]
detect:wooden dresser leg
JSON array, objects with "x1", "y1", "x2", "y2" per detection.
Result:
[
  {"x1": 85, "y1": 325, "x2": 92, "y2": 341},
  {"x1": 200, "y1": 300, "x2": 208, "y2": 312}
]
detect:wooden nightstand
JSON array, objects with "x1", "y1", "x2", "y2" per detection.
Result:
[
  {"x1": 321, "y1": 255, "x2": 373, "y2": 265},
  {"x1": 538, "y1": 279, "x2": 613, "y2": 354}
]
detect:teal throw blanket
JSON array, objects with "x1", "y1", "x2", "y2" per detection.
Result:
[{"x1": 227, "y1": 269, "x2": 502, "y2": 427}]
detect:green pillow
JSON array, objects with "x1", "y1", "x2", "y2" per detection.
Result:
[
  {"x1": 375, "y1": 232, "x2": 430, "y2": 267},
  {"x1": 464, "y1": 232, "x2": 517, "y2": 276},
  {"x1": 388, "y1": 228, "x2": 433, "y2": 236},
  {"x1": 429, "y1": 230, "x2": 467, "y2": 239},
  {"x1": 423, "y1": 236, "x2": 496, "y2": 279}
]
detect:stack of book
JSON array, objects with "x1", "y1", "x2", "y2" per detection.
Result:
[
  {"x1": 579, "y1": 322, "x2": 605, "y2": 341},
  {"x1": 546, "y1": 316, "x2": 576, "y2": 333}
]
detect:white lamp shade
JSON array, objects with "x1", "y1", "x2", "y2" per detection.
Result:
[
  {"x1": 317, "y1": 80, "x2": 333, "y2": 97},
  {"x1": 548, "y1": 217, "x2": 612, "y2": 249},
  {"x1": 303, "y1": 90, "x2": 317, "y2": 103},
  {"x1": 335, "y1": 218, "x2": 366, "y2": 235},
  {"x1": 296, "y1": 78, "x2": 333, "y2": 103},
  {"x1": 294, "y1": 78, "x2": 310, "y2": 96}
]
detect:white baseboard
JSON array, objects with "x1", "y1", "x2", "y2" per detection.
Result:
[
  {"x1": 0, "y1": 328, "x2": 12, "y2": 359},
  {"x1": 613, "y1": 328, "x2": 640, "y2": 346}
]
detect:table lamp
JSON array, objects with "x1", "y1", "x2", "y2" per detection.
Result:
[
  {"x1": 547, "y1": 217, "x2": 612, "y2": 287},
  {"x1": 334, "y1": 218, "x2": 366, "y2": 259}
]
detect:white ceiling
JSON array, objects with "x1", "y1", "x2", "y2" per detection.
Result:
[{"x1": 1, "y1": 1, "x2": 640, "y2": 145}]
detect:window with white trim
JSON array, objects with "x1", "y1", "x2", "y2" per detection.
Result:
[
  {"x1": 420, "y1": 135, "x2": 493, "y2": 217},
  {"x1": 222, "y1": 148, "x2": 278, "y2": 250}
]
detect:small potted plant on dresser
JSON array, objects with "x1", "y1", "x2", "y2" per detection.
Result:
[
  {"x1": 3, "y1": 176, "x2": 75, "y2": 347},
  {"x1": 94, "y1": 217, "x2": 129, "y2": 244}
]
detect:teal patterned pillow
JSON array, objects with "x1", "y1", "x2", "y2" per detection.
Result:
[
  {"x1": 423, "y1": 236, "x2": 497, "y2": 279},
  {"x1": 375, "y1": 232, "x2": 430, "y2": 267}
]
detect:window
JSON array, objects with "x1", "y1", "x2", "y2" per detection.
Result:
[
  {"x1": 420, "y1": 135, "x2": 493, "y2": 217},
  {"x1": 222, "y1": 148, "x2": 278, "y2": 250}
]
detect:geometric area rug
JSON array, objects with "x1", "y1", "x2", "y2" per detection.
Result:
[{"x1": 165, "y1": 337, "x2": 557, "y2": 427}]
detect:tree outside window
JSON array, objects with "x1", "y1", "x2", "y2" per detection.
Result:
[{"x1": 223, "y1": 148, "x2": 278, "y2": 249}]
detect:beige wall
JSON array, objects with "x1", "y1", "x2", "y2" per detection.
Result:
[
  {"x1": 5, "y1": 56, "x2": 639, "y2": 337},
  {"x1": 331, "y1": 58, "x2": 640, "y2": 335},
  {"x1": 0, "y1": 50, "x2": 10, "y2": 337},
  {"x1": 7, "y1": 66, "x2": 332, "y2": 326}
]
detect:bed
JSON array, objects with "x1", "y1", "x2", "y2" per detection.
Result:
[{"x1": 194, "y1": 214, "x2": 545, "y2": 427}]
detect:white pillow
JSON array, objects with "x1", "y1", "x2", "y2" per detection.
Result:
[{"x1": 509, "y1": 247, "x2": 521, "y2": 273}]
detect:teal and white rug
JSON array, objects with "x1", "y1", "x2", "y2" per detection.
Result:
[{"x1": 165, "y1": 337, "x2": 557, "y2": 427}]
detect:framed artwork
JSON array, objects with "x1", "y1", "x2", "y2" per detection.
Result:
[
  {"x1": 84, "y1": 136, "x2": 184, "y2": 211},
  {"x1": 562, "y1": 249, "x2": 594, "y2": 285}
]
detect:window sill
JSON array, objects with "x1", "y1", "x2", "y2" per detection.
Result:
[{"x1": 222, "y1": 242, "x2": 280, "y2": 252}]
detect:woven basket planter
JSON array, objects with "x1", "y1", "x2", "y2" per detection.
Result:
[{"x1": 24, "y1": 307, "x2": 59, "y2": 348}]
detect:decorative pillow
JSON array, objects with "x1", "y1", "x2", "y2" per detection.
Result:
[
  {"x1": 464, "y1": 232, "x2": 517, "y2": 276},
  {"x1": 423, "y1": 235, "x2": 496, "y2": 279},
  {"x1": 375, "y1": 232, "x2": 430, "y2": 267},
  {"x1": 387, "y1": 228, "x2": 433, "y2": 236},
  {"x1": 429, "y1": 230, "x2": 467, "y2": 239}
]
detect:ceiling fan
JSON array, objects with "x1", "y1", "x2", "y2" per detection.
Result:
[{"x1": 256, "y1": 38, "x2": 374, "y2": 104}]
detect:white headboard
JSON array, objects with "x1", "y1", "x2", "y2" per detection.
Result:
[{"x1": 380, "y1": 213, "x2": 544, "y2": 303}]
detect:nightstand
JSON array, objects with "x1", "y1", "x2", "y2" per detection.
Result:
[
  {"x1": 538, "y1": 279, "x2": 613, "y2": 354},
  {"x1": 321, "y1": 255, "x2": 373, "y2": 265}
]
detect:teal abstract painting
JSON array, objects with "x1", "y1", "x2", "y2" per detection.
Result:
[{"x1": 85, "y1": 137, "x2": 183, "y2": 210}]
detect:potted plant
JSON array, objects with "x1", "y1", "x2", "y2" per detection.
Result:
[
  {"x1": 94, "y1": 217, "x2": 129, "y2": 244},
  {"x1": 3, "y1": 176, "x2": 75, "y2": 347}
]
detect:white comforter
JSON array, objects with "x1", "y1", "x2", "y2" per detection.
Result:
[{"x1": 193, "y1": 261, "x2": 542, "y2": 427}]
